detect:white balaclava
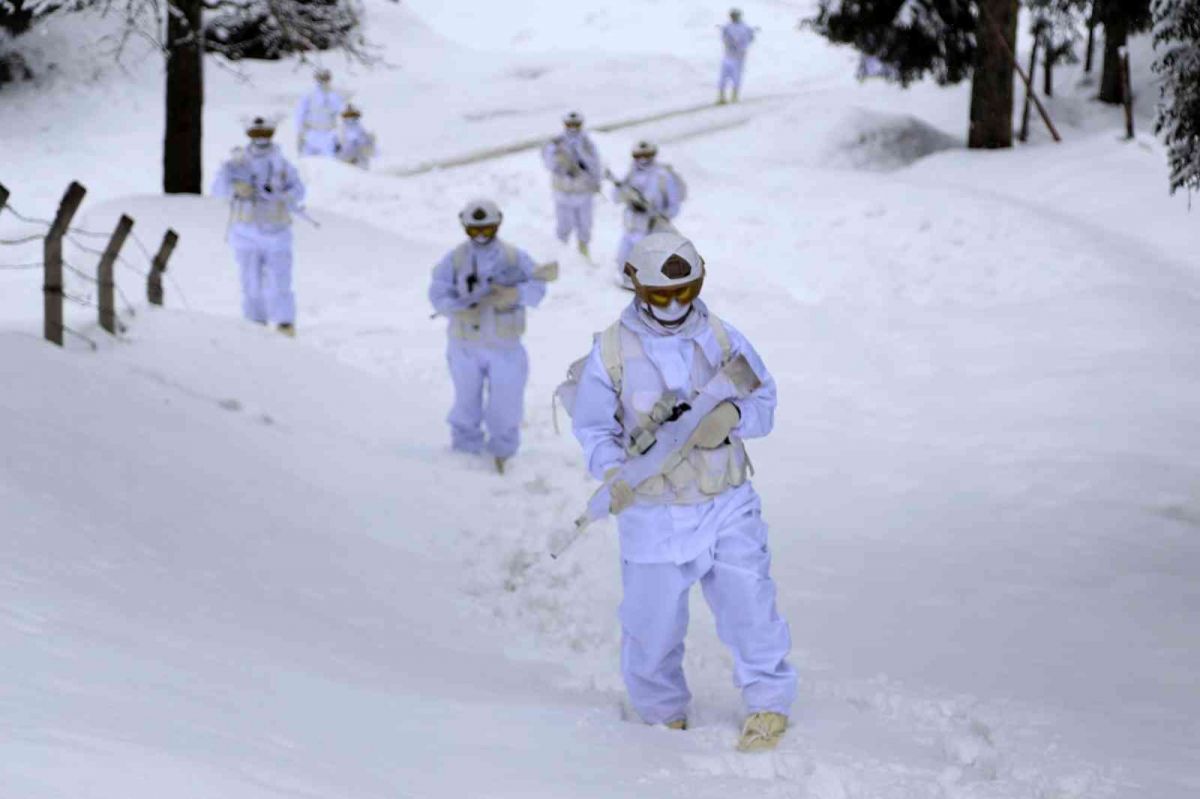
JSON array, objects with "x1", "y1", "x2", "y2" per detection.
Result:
[{"x1": 643, "y1": 299, "x2": 692, "y2": 327}]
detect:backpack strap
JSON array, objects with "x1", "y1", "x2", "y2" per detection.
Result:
[
  {"x1": 451, "y1": 241, "x2": 471, "y2": 279},
  {"x1": 599, "y1": 321, "x2": 624, "y2": 394},
  {"x1": 501, "y1": 242, "x2": 519, "y2": 270},
  {"x1": 708, "y1": 313, "x2": 733, "y2": 364}
]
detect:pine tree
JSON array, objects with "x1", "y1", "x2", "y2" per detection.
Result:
[
  {"x1": 1096, "y1": 0, "x2": 1151, "y2": 104},
  {"x1": 807, "y1": 0, "x2": 1020, "y2": 149},
  {"x1": 1026, "y1": 0, "x2": 1088, "y2": 96},
  {"x1": 1152, "y1": 0, "x2": 1200, "y2": 193}
]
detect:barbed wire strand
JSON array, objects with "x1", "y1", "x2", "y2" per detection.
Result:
[
  {"x1": 63, "y1": 260, "x2": 100, "y2": 284},
  {"x1": 0, "y1": 261, "x2": 43, "y2": 270},
  {"x1": 59, "y1": 324, "x2": 99, "y2": 351},
  {"x1": 0, "y1": 233, "x2": 43, "y2": 246}
]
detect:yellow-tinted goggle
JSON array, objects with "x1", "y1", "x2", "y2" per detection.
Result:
[
  {"x1": 465, "y1": 224, "x2": 499, "y2": 239},
  {"x1": 636, "y1": 277, "x2": 703, "y2": 308}
]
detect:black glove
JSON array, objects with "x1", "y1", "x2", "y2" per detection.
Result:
[
  {"x1": 262, "y1": 184, "x2": 274, "y2": 195},
  {"x1": 631, "y1": 201, "x2": 648, "y2": 213}
]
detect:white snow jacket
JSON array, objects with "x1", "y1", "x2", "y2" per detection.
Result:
[
  {"x1": 211, "y1": 144, "x2": 306, "y2": 235},
  {"x1": 541, "y1": 132, "x2": 603, "y2": 195}
]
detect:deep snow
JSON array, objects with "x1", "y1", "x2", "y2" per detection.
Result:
[{"x1": 2, "y1": 1, "x2": 1200, "y2": 797}]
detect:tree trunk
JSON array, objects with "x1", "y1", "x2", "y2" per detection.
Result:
[
  {"x1": 1044, "y1": 52, "x2": 1054, "y2": 97},
  {"x1": 1084, "y1": 14, "x2": 1097, "y2": 73},
  {"x1": 1099, "y1": 17, "x2": 1128, "y2": 104},
  {"x1": 164, "y1": 0, "x2": 203, "y2": 194},
  {"x1": 969, "y1": 0, "x2": 1018, "y2": 149}
]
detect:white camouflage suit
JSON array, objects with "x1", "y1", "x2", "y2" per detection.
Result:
[
  {"x1": 571, "y1": 299, "x2": 797, "y2": 725},
  {"x1": 612, "y1": 163, "x2": 684, "y2": 270},
  {"x1": 719, "y1": 21, "x2": 756, "y2": 97},
  {"x1": 211, "y1": 144, "x2": 306, "y2": 325},
  {"x1": 337, "y1": 119, "x2": 376, "y2": 169},
  {"x1": 428, "y1": 240, "x2": 548, "y2": 459},
  {"x1": 540, "y1": 131, "x2": 603, "y2": 246},
  {"x1": 295, "y1": 85, "x2": 347, "y2": 156}
]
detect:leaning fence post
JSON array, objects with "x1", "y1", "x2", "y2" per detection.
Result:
[
  {"x1": 147, "y1": 228, "x2": 178, "y2": 306},
  {"x1": 97, "y1": 215, "x2": 134, "y2": 335},
  {"x1": 44, "y1": 182, "x2": 87, "y2": 347}
]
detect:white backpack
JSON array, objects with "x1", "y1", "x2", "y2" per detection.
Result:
[{"x1": 662, "y1": 163, "x2": 688, "y2": 204}]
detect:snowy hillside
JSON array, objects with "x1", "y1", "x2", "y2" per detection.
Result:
[{"x1": 3, "y1": 1, "x2": 1200, "y2": 797}]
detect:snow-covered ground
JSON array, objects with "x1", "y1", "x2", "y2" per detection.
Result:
[{"x1": 3, "y1": 2, "x2": 1199, "y2": 797}]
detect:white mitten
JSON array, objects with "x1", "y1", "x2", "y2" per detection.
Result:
[
  {"x1": 605, "y1": 467, "x2": 636, "y2": 515},
  {"x1": 684, "y1": 401, "x2": 740, "y2": 451}
]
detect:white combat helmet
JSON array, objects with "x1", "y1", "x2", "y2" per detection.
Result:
[
  {"x1": 625, "y1": 232, "x2": 705, "y2": 326},
  {"x1": 730, "y1": 7, "x2": 743, "y2": 21},
  {"x1": 246, "y1": 116, "x2": 277, "y2": 140},
  {"x1": 632, "y1": 140, "x2": 659, "y2": 159},
  {"x1": 458, "y1": 198, "x2": 503, "y2": 228},
  {"x1": 563, "y1": 110, "x2": 584, "y2": 127}
]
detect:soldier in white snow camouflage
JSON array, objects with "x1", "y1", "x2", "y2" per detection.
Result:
[{"x1": 211, "y1": 117, "x2": 307, "y2": 336}]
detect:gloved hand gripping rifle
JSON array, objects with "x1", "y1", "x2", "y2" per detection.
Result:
[{"x1": 550, "y1": 353, "x2": 763, "y2": 559}]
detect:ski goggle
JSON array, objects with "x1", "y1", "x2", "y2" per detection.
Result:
[
  {"x1": 633, "y1": 155, "x2": 655, "y2": 164},
  {"x1": 634, "y1": 276, "x2": 704, "y2": 308},
  {"x1": 465, "y1": 224, "x2": 499, "y2": 239}
]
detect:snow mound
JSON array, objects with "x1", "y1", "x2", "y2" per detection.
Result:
[{"x1": 825, "y1": 108, "x2": 960, "y2": 171}]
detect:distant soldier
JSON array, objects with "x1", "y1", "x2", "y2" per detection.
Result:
[
  {"x1": 295, "y1": 68, "x2": 347, "y2": 157},
  {"x1": 337, "y1": 104, "x2": 376, "y2": 169},
  {"x1": 540, "y1": 111, "x2": 603, "y2": 258},
  {"x1": 211, "y1": 117, "x2": 306, "y2": 336},
  {"x1": 428, "y1": 200, "x2": 549, "y2": 474},
  {"x1": 609, "y1": 140, "x2": 686, "y2": 286},
  {"x1": 718, "y1": 8, "x2": 756, "y2": 104}
]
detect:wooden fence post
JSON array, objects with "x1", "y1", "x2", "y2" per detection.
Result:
[
  {"x1": 98, "y1": 215, "x2": 134, "y2": 335},
  {"x1": 1019, "y1": 34, "x2": 1041, "y2": 143},
  {"x1": 44, "y1": 182, "x2": 87, "y2": 347},
  {"x1": 1120, "y1": 47, "x2": 1135, "y2": 140},
  {"x1": 147, "y1": 228, "x2": 179, "y2": 306},
  {"x1": 978, "y1": 1, "x2": 1062, "y2": 144}
]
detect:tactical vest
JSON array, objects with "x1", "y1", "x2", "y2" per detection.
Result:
[
  {"x1": 448, "y1": 241, "x2": 526, "y2": 342},
  {"x1": 608, "y1": 315, "x2": 751, "y2": 504}
]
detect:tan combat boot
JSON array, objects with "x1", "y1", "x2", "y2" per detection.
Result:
[{"x1": 736, "y1": 712, "x2": 787, "y2": 752}]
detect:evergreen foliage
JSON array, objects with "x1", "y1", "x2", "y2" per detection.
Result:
[
  {"x1": 1152, "y1": 0, "x2": 1200, "y2": 193},
  {"x1": 806, "y1": 1, "x2": 978, "y2": 87},
  {"x1": 205, "y1": 0, "x2": 365, "y2": 61}
]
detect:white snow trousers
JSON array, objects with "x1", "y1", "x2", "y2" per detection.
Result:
[
  {"x1": 229, "y1": 227, "x2": 295, "y2": 325},
  {"x1": 619, "y1": 489, "x2": 797, "y2": 725},
  {"x1": 446, "y1": 341, "x2": 529, "y2": 459},
  {"x1": 554, "y1": 192, "x2": 595, "y2": 245},
  {"x1": 719, "y1": 57, "x2": 746, "y2": 95},
  {"x1": 301, "y1": 129, "x2": 339, "y2": 157}
]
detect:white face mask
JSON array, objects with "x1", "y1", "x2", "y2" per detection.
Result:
[
  {"x1": 249, "y1": 140, "x2": 273, "y2": 154},
  {"x1": 471, "y1": 234, "x2": 494, "y2": 246},
  {"x1": 645, "y1": 299, "x2": 692, "y2": 327}
]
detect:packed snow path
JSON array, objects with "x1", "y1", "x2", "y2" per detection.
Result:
[{"x1": 3, "y1": 2, "x2": 1200, "y2": 797}]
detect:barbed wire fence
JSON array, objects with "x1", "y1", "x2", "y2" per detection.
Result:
[{"x1": 0, "y1": 181, "x2": 182, "y2": 348}]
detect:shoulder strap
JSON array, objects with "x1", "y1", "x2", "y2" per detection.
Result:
[
  {"x1": 599, "y1": 321, "x2": 624, "y2": 393},
  {"x1": 452, "y1": 242, "x2": 474, "y2": 278},
  {"x1": 708, "y1": 314, "x2": 732, "y2": 363}
]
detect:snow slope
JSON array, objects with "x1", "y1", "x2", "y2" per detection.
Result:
[{"x1": 3, "y1": 1, "x2": 1200, "y2": 797}]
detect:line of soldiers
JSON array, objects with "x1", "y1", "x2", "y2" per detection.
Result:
[
  {"x1": 295, "y1": 68, "x2": 377, "y2": 169},
  {"x1": 208, "y1": 12, "x2": 788, "y2": 753}
]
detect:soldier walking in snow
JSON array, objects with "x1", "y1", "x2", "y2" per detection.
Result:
[
  {"x1": 295, "y1": 68, "x2": 347, "y2": 157},
  {"x1": 336, "y1": 104, "x2": 376, "y2": 169},
  {"x1": 540, "y1": 111, "x2": 603, "y2": 258},
  {"x1": 718, "y1": 8, "x2": 756, "y2": 104},
  {"x1": 211, "y1": 117, "x2": 307, "y2": 336},
  {"x1": 569, "y1": 231, "x2": 796, "y2": 751},
  {"x1": 610, "y1": 140, "x2": 685, "y2": 286},
  {"x1": 429, "y1": 200, "x2": 548, "y2": 474}
]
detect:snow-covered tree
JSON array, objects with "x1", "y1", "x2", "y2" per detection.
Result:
[
  {"x1": 806, "y1": 0, "x2": 1019, "y2": 149},
  {"x1": 1152, "y1": 0, "x2": 1200, "y2": 193},
  {"x1": 205, "y1": 0, "x2": 364, "y2": 61},
  {"x1": 1027, "y1": 0, "x2": 1088, "y2": 96}
]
